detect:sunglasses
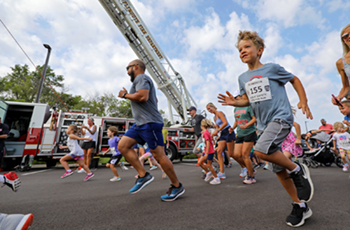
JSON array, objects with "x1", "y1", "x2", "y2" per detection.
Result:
[
  {"x1": 126, "y1": 64, "x2": 136, "y2": 71},
  {"x1": 342, "y1": 33, "x2": 349, "y2": 40}
]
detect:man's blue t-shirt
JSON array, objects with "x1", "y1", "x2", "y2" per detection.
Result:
[{"x1": 238, "y1": 63, "x2": 294, "y2": 131}]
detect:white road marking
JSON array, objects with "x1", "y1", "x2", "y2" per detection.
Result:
[{"x1": 21, "y1": 169, "x2": 52, "y2": 176}]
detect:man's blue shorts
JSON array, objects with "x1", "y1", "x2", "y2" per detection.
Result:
[{"x1": 124, "y1": 123, "x2": 164, "y2": 150}]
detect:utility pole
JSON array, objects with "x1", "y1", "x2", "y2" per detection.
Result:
[{"x1": 35, "y1": 44, "x2": 52, "y2": 103}]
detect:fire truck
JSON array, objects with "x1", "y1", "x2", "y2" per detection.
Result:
[{"x1": 0, "y1": 100, "x2": 196, "y2": 170}]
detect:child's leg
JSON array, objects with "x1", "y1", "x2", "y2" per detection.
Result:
[
  {"x1": 255, "y1": 150, "x2": 297, "y2": 172},
  {"x1": 150, "y1": 157, "x2": 163, "y2": 171},
  {"x1": 109, "y1": 164, "x2": 119, "y2": 178},
  {"x1": 206, "y1": 160, "x2": 217, "y2": 177},
  {"x1": 340, "y1": 152, "x2": 347, "y2": 164},
  {"x1": 276, "y1": 169, "x2": 301, "y2": 203},
  {"x1": 198, "y1": 156, "x2": 209, "y2": 173},
  {"x1": 283, "y1": 151, "x2": 293, "y2": 160},
  {"x1": 148, "y1": 158, "x2": 153, "y2": 167},
  {"x1": 77, "y1": 159, "x2": 91, "y2": 174},
  {"x1": 59, "y1": 155, "x2": 73, "y2": 171}
]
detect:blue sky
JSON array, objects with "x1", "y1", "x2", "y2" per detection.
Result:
[{"x1": 1, "y1": 0, "x2": 350, "y2": 132}]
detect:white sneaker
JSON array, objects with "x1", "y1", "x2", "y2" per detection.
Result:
[
  {"x1": 204, "y1": 172, "x2": 212, "y2": 182},
  {"x1": 77, "y1": 168, "x2": 86, "y2": 173},
  {"x1": 210, "y1": 177, "x2": 221, "y2": 185},
  {"x1": 110, "y1": 177, "x2": 121, "y2": 182},
  {"x1": 120, "y1": 162, "x2": 129, "y2": 171},
  {"x1": 217, "y1": 172, "x2": 226, "y2": 179},
  {"x1": 239, "y1": 168, "x2": 247, "y2": 177}
]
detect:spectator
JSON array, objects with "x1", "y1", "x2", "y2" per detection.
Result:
[
  {"x1": 184, "y1": 106, "x2": 205, "y2": 157},
  {"x1": 0, "y1": 117, "x2": 9, "y2": 171},
  {"x1": 319, "y1": 118, "x2": 333, "y2": 134}
]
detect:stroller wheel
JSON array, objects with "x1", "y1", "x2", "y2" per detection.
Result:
[
  {"x1": 335, "y1": 156, "x2": 344, "y2": 168},
  {"x1": 324, "y1": 162, "x2": 332, "y2": 167}
]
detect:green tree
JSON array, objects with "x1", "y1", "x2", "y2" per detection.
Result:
[{"x1": 0, "y1": 64, "x2": 64, "y2": 103}]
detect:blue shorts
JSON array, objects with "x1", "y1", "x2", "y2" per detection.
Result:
[
  {"x1": 124, "y1": 123, "x2": 164, "y2": 150},
  {"x1": 202, "y1": 152, "x2": 214, "y2": 161},
  {"x1": 218, "y1": 127, "x2": 236, "y2": 142}
]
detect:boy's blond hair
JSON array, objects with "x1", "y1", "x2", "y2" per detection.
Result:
[
  {"x1": 236, "y1": 30, "x2": 266, "y2": 53},
  {"x1": 341, "y1": 100, "x2": 350, "y2": 108},
  {"x1": 201, "y1": 118, "x2": 212, "y2": 128},
  {"x1": 333, "y1": 122, "x2": 344, "y2": 130}
]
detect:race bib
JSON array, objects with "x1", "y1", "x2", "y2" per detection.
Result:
[
  {"x1": 245, "y1": 77, "x2": 272, "y2": 103},
  {"x1": 110, "y1": 147, "x2": 117, "y2": 155}
]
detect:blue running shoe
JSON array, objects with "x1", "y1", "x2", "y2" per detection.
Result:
[
  {"x1": 160, "y1": 183, "x2": 185, "y2": 202},
  {"x1": 129, "y1": 172, "x2": 154, "y2": 194}
]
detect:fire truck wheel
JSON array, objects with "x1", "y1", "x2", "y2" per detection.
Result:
[
  {"x1": 46, "y1": 160, "x2": 57, "y2": 168},
  {"x1": 166, "y1": 145, "x2": 177, "y2": 161}
]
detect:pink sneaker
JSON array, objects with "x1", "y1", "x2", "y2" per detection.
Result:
[
  {"x1": 61, "y1": 170, "x2": 73, "y2": 179},
  {"x1": 243, "y1": 176, "x2": 256, "y2": 184},
  {"x1": 84, "y1": 173, "x2": 94, "y2": 181},
  {"x1": 162, "y1": 171, "x2": 167, "y2": 179}
]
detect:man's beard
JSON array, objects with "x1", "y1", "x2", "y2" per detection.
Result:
[{"x1": 129, "y1": 71, "x2": 135, "y2": 82}]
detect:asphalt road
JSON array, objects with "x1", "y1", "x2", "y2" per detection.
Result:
[{"x1": 1, "y1": 161, "x2": 349, "y2": 230}]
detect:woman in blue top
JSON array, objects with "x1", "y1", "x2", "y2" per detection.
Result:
[
  {"x1": 206, "y1": 102, "x2": 235, "y2": 180},
  {"x1": 333, "y1": 23, "x2": 350, "y2": 105}
]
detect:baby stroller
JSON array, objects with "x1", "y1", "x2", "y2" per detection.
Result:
[{"x1": 301, "y1": 132, "x2": 343, "y2": 168}]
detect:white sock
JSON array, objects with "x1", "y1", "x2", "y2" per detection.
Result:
[
  {"x1": 66, "y1": 169, "x2": 72, "y2": 173},
  {"x1": 295, "y1": 202, "x2": 305, "y2": 208},
  {"x1": 87, "y1": 172, "x2": 92, "y2": 176},
  {"x1": 287, "y1": 164, "x2": 300, "y2": 174},
  {"x1": 0, "y1": 175, "x2": 4, "y2": 183}
]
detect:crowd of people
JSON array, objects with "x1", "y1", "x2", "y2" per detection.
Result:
[{"x1": 3, "y1": 23, "x2": 350, "y2": 229}]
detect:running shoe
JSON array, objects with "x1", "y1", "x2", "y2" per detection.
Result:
[
  {"x1": 0, "y1": 213, "x2": 34, "y2": 230},
  {"x1": 150, "y1": 166, "x2": 158, "y2": 171},
  {"x1": 217, "y1": 172, "x2": 226, "y2": 179},
  {"x1": 209, "y1": 177, "x2": 221, "y2": 185},
  {"x1": 3, "y1": 171, "x2": 21, "y2": 192},
  {"x1": 263, "y1": 164, "x2": 269, "y2": 170},
  {"x1": 110, "y1": 176, "x2": 121, "y2": 182},
  {"x1": 160, "y1": 183, "x2": 185, "y2": 201},
  {"x1": 289, "y1": 162, "x2": 314, "y2": 203},
  {"x1": 129, "y1": 172, "x2": 154, "y2": 194},
  {"x1": 204, "y1": 172, "x2": 212, "y2": 182},
  {"x1": 162, "y1": 171, "x2": 167, "y2": 179},
  {"x1": 286, "y1": 203, "x2": 312, "y2": 227},
  {"x1": 83, "y1": 173, "x2": 94, "y2": 181},
  {"x1": 243, "y1": 176, "x2": 256, "y2": 184},
  {"x1": 120, "y1": 162, "x2": 129, "y2": 171},
  {"x1": 201, "y1": 172, "x2": 206, "y2": 179},
  {"x1": 239, "y1": 168, "x2": 247, "y2": 178},
  {"x1": 61, "y1": 170, "x2": 74, "y2": 179},
  {"x1": 77, "y1": 168, "x2": 86, "y2": 173},
  {"x1": 342, "y1": 164, "x2": 349, "y2": 172}
]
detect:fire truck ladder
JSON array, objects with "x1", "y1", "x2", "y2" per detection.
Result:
[{"x1": 99, "y1": 0, "x2": 196, "y2": 123}]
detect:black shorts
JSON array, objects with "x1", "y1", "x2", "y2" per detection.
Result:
[
  {"x1": 82, "y1": 141, "x2": 95, "y2": 150},
  {"x1": 108, "y1": 155, "x2": 122, "y2": 165},
  {"x1": 235, "y1": 131, "x2": 257, "y2": 144},
  {"x1": 218, "y1": 127, "x2": 236, "y2": 142}
]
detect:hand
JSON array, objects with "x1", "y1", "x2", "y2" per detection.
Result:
[
  {"x1": 212, "y1": 130, "x2": 218, "y2": 137},
  {"x1": 331, "y1": 95, "x2": 341, "y2": 106},
  {"x1": 59, "y1": 146, "x2": 64, "y2": 149},
  {"x1": 102, "y1": 151, "x2": 106, "y2": 156},
  {"x1": 88, "y1": 138, "x2": 93, "y2": 141},
  {"x1": 183, "y1": 128, "x2": 188, "y2": 132},
  {"x1": 239, "y1": 124, "x2": 247, "y2": 129},
  {"x1": 228, "y1": 127, "x2": 233, "y2": 133},
  {"x1": 297, "y1": 101, "x2": 313, "y2": 119},
  {"x1": 294, "y1": 139, "x2": 302, "y2": 146},
  {"x1": 118, "y1": 87, "x2": 128, "y2": 98},
  {"x1": 218, "y1": 91, "x2": 236, "y2": 106}
]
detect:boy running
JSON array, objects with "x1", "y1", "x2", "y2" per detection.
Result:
[{"x1": 218, "y1": 30, "x2": 314, "y2": 227}]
